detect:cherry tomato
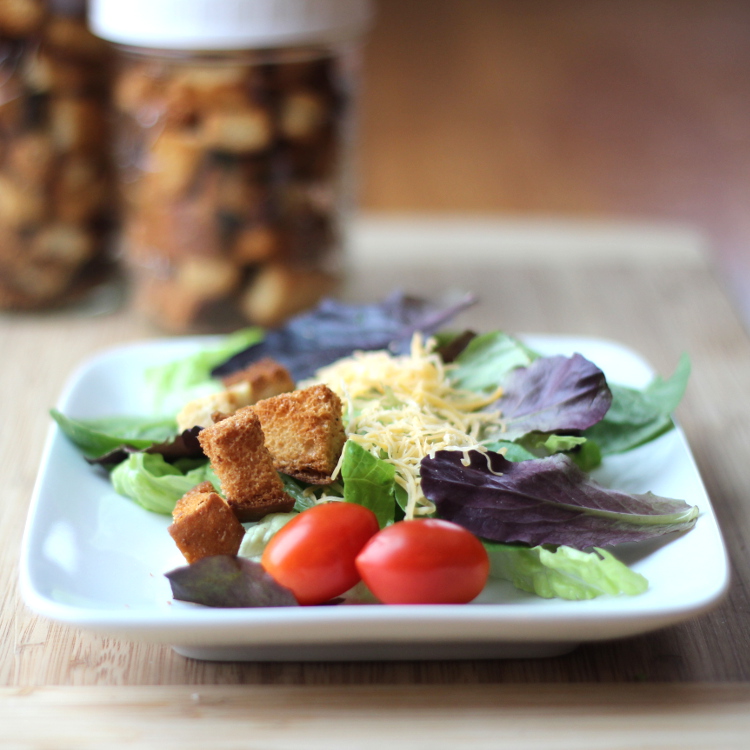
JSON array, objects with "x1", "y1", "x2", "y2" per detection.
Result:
[
  {"x1": 355, "y1": 519, "x2": 490, "y2": 604},
  {"x1": 261, "y1": 502, "x2": 379, "y2": 605}
]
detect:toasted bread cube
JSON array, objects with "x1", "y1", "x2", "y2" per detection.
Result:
[
  {"x1": 200, "y1": 107, "x2": 272, "y2": 153},
  {"x1": 231, "y1": 224, "x2": 281, "y2": 264},
  {"x1": 172, "y1": 481, "x2": 216, "y2": 522},
  {"x1": 30, "y1": 223, "x2": 95, "y2": 266},
  {"x1": 239, "y1": 263, "x2": 335, "y2": 327},
  {"x1": 198, "y1": 407, "x2": 294, "y2": 521},
  {"x1": 176, "y1": 381, "x2": 255, "y2": 432},
  {"x1": 174, "y1": 256, "x2": 241, "y2": 300},
  {"x1": 252, "y1": 384, "x2": 346, "y2": 484},
  {"x1": 146, "y1": 131, "x2": 203, "y2": 198},
  {"x1": 280, "y1": 91, "x2": 328, "y2": 141},
  {"x1": 0, "y1": 0, "x2": 46, "y2": 38},
  {"x1": 177, "y1": 359, "x2": 294, "y2": 431},
  {"x1": 7, "y1": 134, "x2": 55, "y2": 186},
  {"x1": 49, "y1": 97, "x2": 106, "y2": 153},
  {"x1": 221, "y1": 357, "x2": 295, "y2": 398},
  {"x1": 0, "y1": 174, "x2": 45, "y2": 228},
  {"x1": 168, "y1": 484, "x2": 245, "y2": 564}
]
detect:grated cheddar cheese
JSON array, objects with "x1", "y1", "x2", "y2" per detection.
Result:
[{"x1": 306, "y1": 334, "x2": 503, "y2": 519}]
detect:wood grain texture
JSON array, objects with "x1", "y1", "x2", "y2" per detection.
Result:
[
  {"x1": 358, "y1": 0, "x2": 750, "y2": 318},
  {"x1": 2, "y1": 220, "x2": 750, "y2": 688},
  {"x1": 2, "y1": 684, "x2": 750, "y2": 749}
]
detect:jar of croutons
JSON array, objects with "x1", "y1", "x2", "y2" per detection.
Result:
[
  {"x1": 0, "y1": 0, "x2": 116, "y2": 310},
  {"x1": 88, "y1": 0, "x2": 373, "y2": 333}
]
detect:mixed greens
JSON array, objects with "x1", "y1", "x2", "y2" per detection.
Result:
[{"x1": 52, "y1": 292, "x2": 695, "y2": 604}]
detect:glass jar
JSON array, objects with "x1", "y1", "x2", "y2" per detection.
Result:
[
  {"x1": 0, "y1": 0, "x2": 116, "y2": 310},
  {"x1": 89, "y1": 0, "x2": 373, "y2": 333}
]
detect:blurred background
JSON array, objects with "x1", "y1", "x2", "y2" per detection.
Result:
[
  {"x1": 358, "y1": 0, "x2": 750, "y2": 320},
  {"x1": 3, "y1": 0, "x2": 749, "y2": 328}
]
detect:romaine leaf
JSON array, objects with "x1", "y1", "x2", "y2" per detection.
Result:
[
  {"x1": 484, "y1": 542, "x2": 648, "y2": 599},
  {"x1": 585, "y1": 354, "x2": 690, "y2": 454},
  {"x1": 51, "y1": 410, "x2": 177, "y2": 458},
  {"x1": 144, "y1": 327, "x2": 262, "y2": 414},
  {"x1": 341, "y1": 440, "x2": 396, "y2": 528},
  {"x1": 421, "y1": 450, "x2": 698, "y2": 549},
  {"x1": 110, "y1": 453, "x2": 218, "y2": 514},
  {"x1": 449, "y1": 331, "x2": 536, "y2": 393},
  {"x1": 279, "y1": 473, "x2": 318, "y2": 512},
  {"x1": 212, "y1": 291, "x2": 477, "y2": 382},
  {"x1": 238, "y1": 513, "x2": 298, "y2": 559},
  {"x1": 166, "y1": 555, "x2": 297, "y2": 608},
  {"x1": 488, "y1": 354, "x2": 612, "y2": 441}
]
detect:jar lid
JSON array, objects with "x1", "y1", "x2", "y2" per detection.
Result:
[{"x1": 88, "y1": 0, "x2": 374, "y2": 50}]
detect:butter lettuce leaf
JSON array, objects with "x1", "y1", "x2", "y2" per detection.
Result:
[
  {"x1": 111, "y1": 453, "x2": 218, "y2": 514},
  {"x1": 485, "y1": 542, "x2": 648, "y2": 599}
]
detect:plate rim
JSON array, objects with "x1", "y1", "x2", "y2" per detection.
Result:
[{"x1": 19, "y1": 333, "x2": 731, "y2": 651}]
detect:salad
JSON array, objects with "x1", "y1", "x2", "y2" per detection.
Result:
[{"x1": 52, "y1": 292, "x2": 697, "y2": 607}]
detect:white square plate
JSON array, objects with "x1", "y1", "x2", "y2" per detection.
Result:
[{"x1": 20, "y1": 334, "x2": 730, "y2": 661}]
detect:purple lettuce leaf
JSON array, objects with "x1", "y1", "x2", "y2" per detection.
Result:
[
  {"x1": 212, "y1": 291, "x2": 477, "y2": 382},
  {"x1": 166, "y1": 555, "x2": 298, "y2": 608},
  {"x1": 421, "y1": 450, "x2": 698, "y2": 549},
  {"x1": 86, "y1": 426, "x2": 205, "y2": 468},
  {"x1": 491, "y1": 353, "x2": 612, "y2": 441}
]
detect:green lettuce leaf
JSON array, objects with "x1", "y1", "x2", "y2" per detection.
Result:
[
  {"x1": 482, "y1": 440, "x2": 537, "y2": 462},
  {"x1": 449, "y1": 331, "x2": 537, "y2": 393},
  {"x1": 51, "y1": 409, "x2": 177, "y2": 458},
  {"x1": 238, "y1": 512, "x2": 298, "y2": 559},
  {"x1": 341, "y1": 440, "x2": 396, "y2": 528},
  {"x1": 110, "y1": 453, "x2": 218, "y2": 514},
  {"x1": 484, "y1": 542, "x2": 648, "y2": 599},
  {"x1": 279, "y1": 473, "x2": 318, "y2": 512},
  {"x1": 143, "y1": 327, "x2": 263, "y2": 415},
  {"x1": 584, "y1": 354, "x2": 690, "y2": 454}
]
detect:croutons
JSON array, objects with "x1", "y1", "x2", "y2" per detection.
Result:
[
  {"x1": 239, "y1": 264, "x2": 337, "y2": 328},
  {"x1": 176, "y1": 382, "x2": 255, "y2": 432},
  {"x1": 168, "y1": 482, "x2": 246, "y2": 564},
  {"x1": 197, "y1": 407, "x2": 294, "y2": 521},
  {"x1": 221, "y1": 357, "x2": 295, "y2": 398},
  {"x1": 251, "y1": 384, "x2": 346, "y2": 484},
  {"x1": 176, "y1": 358, "x2": 294, "y2": 431}
]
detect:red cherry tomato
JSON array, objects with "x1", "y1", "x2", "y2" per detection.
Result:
[
  {"x1": 261, "y1": 502, "x2": 379, "y2": 605},
  {"x1": 355, "y1": 519, "x2": 490, "y2": 604}
]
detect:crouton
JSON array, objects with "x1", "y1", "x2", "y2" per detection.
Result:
[
  {"x1": 200, "y1": 106, "x2": 273, "y2": 154},
  {"x1": 198, "y1": 407, "x2": 294, "y2": 521},
  {"x1": 172, "y1": 481, "x2": 215, "y2": 522},
  {"x1": 168, "y1": 483, "x2": 246, "y2": 564},
  {"x1": 177, "y1": 382, "x2": 255, "y2": 432},
  {"x1": 177, "y1": 358, "x2": 294, "y2": 431},
  {"x1": 239, "y1": 263, "x2": 336, "y2": 328},
  {"x1": 221, "y1": 357, "x2": 295, "y2": 398},
  {"x1": 251, "y1": 384, "x2": 346, "y2": 484}
]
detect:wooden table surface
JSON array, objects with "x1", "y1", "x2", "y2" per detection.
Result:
[{"x1": 2, "y1": 217, "x2": 750, "y2": 747}]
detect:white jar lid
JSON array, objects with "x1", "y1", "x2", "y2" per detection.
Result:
[{"x1": 88, "y1": 0, "x2": 374, "y2": 50}]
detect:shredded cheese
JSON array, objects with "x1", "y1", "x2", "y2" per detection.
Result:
[{"x1": 306, "y1": 334, "x2": 502, "y2": 519}]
